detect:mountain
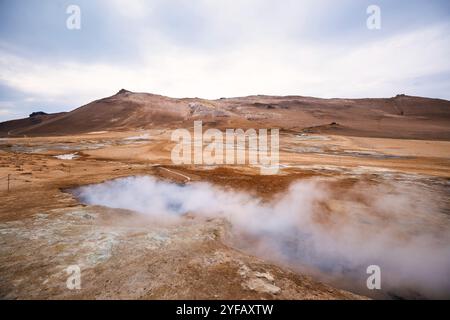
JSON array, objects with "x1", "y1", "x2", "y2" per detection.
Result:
[{"x1": 1, "y1": 90, "x2": 449, "y2": 140}]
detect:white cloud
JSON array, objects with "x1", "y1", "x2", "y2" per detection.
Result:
[
  {"x1": 0, "y1": 108, "x2": 12, "y2": 116},
  {"x1": 0, "y1": 22, "x2": 449, "y2": 114},
  {"x1": 106, "y1": 0, "x2": 153, "y2": 19},
  {"x1": 0, "y1": 106, "x2": 17, "y2": 121}
]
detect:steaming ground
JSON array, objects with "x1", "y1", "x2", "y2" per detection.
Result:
[
  {"x1": 74, "y1": 175, "x2": 450, "y2": 299},
  {"x1": 1, "y1": 130, "x2": 449, "y2": 299}
]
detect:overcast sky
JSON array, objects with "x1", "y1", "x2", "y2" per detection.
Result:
[{"x1": 0, "y1": 0, "x2": 449, "y2": 121}]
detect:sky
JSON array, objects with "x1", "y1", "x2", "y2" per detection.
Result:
[{"x1": 0, "y1": 0, "x2": 449, "y2": 121}]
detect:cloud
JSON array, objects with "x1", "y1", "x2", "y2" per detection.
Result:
[
  {"x1": 106, "y1": 0, "x2": 153, "y2": 19},
  {"x1": 0, "y1": 1, "x2": 449, "y2": 121},
  {"x1": 0, "y1": 106, "x2": 19, "y2": 122},
  {"x1": 0, "y1": 108, "x2": 12, "y2": 116},
  {"x1": 1, "y1": 23, "x2": 449, "y2": 103}
]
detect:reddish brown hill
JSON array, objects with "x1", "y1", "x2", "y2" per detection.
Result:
[
  {"x1": 1, "y1": 90, "x2": 449, "y2": 140},
  {"x1": 0, "y1": 112, "x2": 67, "y2": 137}
]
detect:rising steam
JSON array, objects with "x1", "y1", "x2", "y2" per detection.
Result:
[{"x1": 73, "y1": 175, "x2": 450, "y2": 299}]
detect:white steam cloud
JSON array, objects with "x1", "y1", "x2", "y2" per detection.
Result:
[{"x1": 73, "y1": 176, "x2": 450, "y2": 299}]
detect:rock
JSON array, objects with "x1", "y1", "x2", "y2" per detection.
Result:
[
  {"x1": 117, "y1": 89, "x2": 132, "y2": 95},
  {"x1": 254, "y1": 271, "x2": 274, "y2": 282},
  {"x1": 244, "y1": 278, "x2": 281, "y2": 295},
  {"x1": 29, "y1": 111, "x2": 48, "y2": 118}
]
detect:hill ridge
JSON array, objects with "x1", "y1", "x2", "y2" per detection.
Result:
[{"x1": 1, "y1": 91, "x2": 449, "y2": 140}]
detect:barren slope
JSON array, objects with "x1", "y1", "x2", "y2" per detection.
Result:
[{"x1": 1, "y1": 90, "x2": 449, "y2": 140}]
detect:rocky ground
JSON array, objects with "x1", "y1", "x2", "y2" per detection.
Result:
[{"x1": 0, "y1": 130, "x2": 449, "y2": 299}]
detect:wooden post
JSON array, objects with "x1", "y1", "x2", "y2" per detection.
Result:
[{"x1": 7, "y1": 174, "x2": 10, "y2": 192}]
